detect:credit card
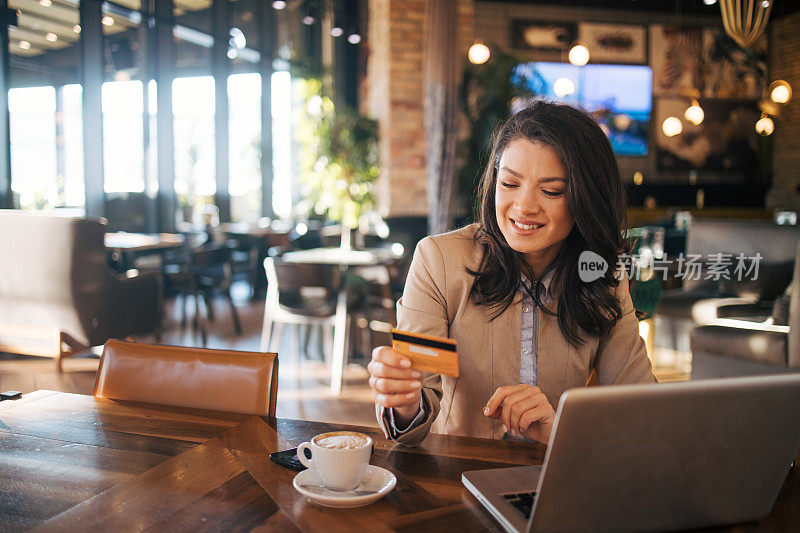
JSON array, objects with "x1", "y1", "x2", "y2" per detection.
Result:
[{"x1": 391, "y1": 329, "x2": 458, "y2": 377}]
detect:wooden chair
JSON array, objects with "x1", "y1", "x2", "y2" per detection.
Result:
[
  {"x1": 93, "y1": 339, "x2": 279, "y2": 417},
  {"x1": 192, "y1": 242, "x2": 242, "y2": 335}
]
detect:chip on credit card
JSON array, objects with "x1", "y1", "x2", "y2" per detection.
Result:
[{"x1": 391, "y1": 329, "x2": 458, "y2": 377}]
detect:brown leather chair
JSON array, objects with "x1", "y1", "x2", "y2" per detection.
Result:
[
  {"x1": 0, "y1": 211, "x2": 161, "y2": 370},
  {"x1": 93, "y1": 339, "x2": 279, "y2": 416},
  {"x1": 655, "y1": 219, "x2": 800, "y2": 354},
  {"x1": 690, "y1": 241, "x2": 800, "y2": 379}
]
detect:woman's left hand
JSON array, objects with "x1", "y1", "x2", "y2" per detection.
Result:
[{"x1": 483, "y1": 384, "x2": 556, "y2": 444}]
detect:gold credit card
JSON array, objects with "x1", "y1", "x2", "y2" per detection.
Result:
[{"x1": 391, "y1": 329, "x2": 458, "y2": 377}]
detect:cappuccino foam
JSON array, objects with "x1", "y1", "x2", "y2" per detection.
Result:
[{"x1": 314, "y1": 431, "x2": 370, "y2": 450}]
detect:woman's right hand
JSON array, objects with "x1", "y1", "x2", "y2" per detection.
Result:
[{"x1": 368, "y1": 346, "x2": 423, "y2": 422}]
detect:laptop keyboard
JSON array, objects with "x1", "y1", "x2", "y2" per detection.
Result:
[{"x1": 503, "y1": 491, "x2": 537, "y2": 519}]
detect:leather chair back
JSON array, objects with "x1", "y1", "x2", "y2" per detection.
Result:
[
  {"x1": 94, "y1": 339, "x2": 279, "y2": 416},
  {"x1": 0, "y1": 211, "x2": 108, "y2": 345},
  {"x1": 683, "y1": 220, "x2": 800, "y2": 292}
]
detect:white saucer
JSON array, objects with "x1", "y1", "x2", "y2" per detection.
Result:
[{"x1": 293, "y1": 465, "x2": 396, "y2": 508}]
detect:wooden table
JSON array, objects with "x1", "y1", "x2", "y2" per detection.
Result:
[
  {"x1": 282, "y1": 247, "x2": 404, "y2": 395},
  {"x1": 105, "y1": 232, "x2": 185, "y2": 271},
  {"x1": 2, "y1": 391, "x2": 799, "y2": 532}
]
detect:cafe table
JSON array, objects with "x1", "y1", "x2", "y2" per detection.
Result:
[
  {"x1": 105, "y1": 232, "x2": 185, "y2": 271},
  {"x1": 281, "y1": 247, "x2": 403, "y2": 395},
  {"x1": 2, "y1": 391, "x2": 799, "y2": 532}
]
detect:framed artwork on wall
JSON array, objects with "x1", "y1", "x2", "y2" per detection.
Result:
[
  {"x1": 649, "y1": 25, "x2": 766, "y2": 99},
  {"x1": 578, "y1": 22, "x2": 647, "y2": 64},
  {"x1": 511, "y1": 20, "x2": 576, "y2": 54},
  {"x1": 654, "y1": 97, "x2": 762, "y2": 176}
]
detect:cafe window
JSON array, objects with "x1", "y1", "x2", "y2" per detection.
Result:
[
  {"x1": 103, "y1": 80, "x2": 145, "y2": 193},
  {"x1": 173, "y1": 75, "x2": 216, "y2": 227},
  {"x1": 272, "y1": 70, "x2": 293, "y2": 219},
  {"x1": 228, "y1": 72, "x2": 261, "y2": 223},
  {"x1": 8, "y1": 0, "x2": 83, "y2": 211},
  {"x1": 102, "y1": 2, "x2": 153, "y2": 195}
]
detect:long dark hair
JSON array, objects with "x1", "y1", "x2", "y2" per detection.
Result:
[{"x1": 469, "y1": 101, "x2": 628, "y2": 346}]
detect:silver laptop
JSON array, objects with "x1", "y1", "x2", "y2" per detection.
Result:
[{"x1": 462, "y1": 374, "x2": 800, "y2": 532}]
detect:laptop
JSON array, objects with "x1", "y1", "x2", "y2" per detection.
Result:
[{"x1": 462, "y1": 374, "x2": 800, "y2": 532}]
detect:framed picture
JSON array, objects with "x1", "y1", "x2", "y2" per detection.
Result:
[
  {"x1": 650, "y1": 25, "x2": 766, "y2": 99},
  {"x1": 511, "y1": 20, "x2": 576, "y2": 54},
  {"x1": 578, "y1": 23, "x2": 647, "y2": 64},
  {"x1": 654, "y1": 97, "x2": 761, "y2": 175}
]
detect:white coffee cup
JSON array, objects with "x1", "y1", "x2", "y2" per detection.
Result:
[{"x1": 297, "y1": 431, "x2": 373, "y2": 491}]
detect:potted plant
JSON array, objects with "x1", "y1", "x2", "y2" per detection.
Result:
[{"x1": 295, "y1": 78, "x2": 380, "y2": 250}]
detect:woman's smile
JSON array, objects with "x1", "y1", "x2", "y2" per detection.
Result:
[{"x1": 510, "y1": 218, "x2": 546, "y2": 234}]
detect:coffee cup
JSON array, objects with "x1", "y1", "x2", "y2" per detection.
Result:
[{"x1": 297, "y1": 431, "x2": 373, "y2": 491}]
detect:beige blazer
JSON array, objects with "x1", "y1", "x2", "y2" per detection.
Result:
[{"x1": 376, "y1": 224, "x2": 656, "y2": 445}]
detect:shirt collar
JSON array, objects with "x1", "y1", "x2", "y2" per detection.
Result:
[{"x1": 520, "y1": 268, "x2": 555, "y2": 300}]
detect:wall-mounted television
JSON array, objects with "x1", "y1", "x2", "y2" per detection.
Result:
[{"x1": 512, "y1": 62, "x2": 653, "y2": 156}]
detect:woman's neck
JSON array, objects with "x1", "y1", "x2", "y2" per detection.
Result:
[{"x1": 523, "y1": 247, "x2": 560, "y2": 279}]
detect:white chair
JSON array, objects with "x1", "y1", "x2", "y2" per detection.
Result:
[{"x1": 260, "y1": 256, "x2": 350, "y2": 390}]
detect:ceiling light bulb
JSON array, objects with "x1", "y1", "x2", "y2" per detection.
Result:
[
  {"x1": 102, "y1": 16, "x2": 115, "y2": 27},
  {"x1": 614, "y1": 114, "x2": 632, "y2": 131},
  {"x1": 703, "y1": 0, "x2": 717, "y2": 4},
  {"x1": 19, "y1": 40, "x2": 30, "y2": 50},
  {"x1": 229, "y1": 27, "x2": 246, "y2": 49},
  {"x1": 331, "y1": 26, "x2": 343, "y2": 37},
  {"x1": 272, "y1": 1, "x2": 286, "y2": 9},
  {"x1": 39, "y1": 0, "x2": 52, "y2": 7},
  {"x1": 468, "y1": 42, "x2": 490, "y2": 65},
  {"x1": 684, "y1": 100, "x2": 705, "y2": 125},
  {"x1": 568, "y1": 44, "x2": 590, "y2": 66},
  {"x1": 771, "y1": 85, "x2": 790, "y2": 104},
  {"x1": 769, "y1": 80, "x2": 792, "y2": 104},
  {"x1": 45, "y1": 32, "x2": 57, "y2": 42},
  {"x1": 756, "y1": 114, "x2": 774, "y2": 136},
  {"x1": 662, "y1": 116, "x2": 683, "y2": 137},
  {"x1": 761, "y1": 0, "x2": 770, "y2": 7},
  {"x1": 553, "y1": 77, "x2": 575, "y2": 97},
  {"x1": 302, "y1": 15, "x2": 315, "y2": 25},
  {"x1": 73, "y1": 25, "x2": 81, "y2": 33},
  {"x1": 347, "y1": 33, "x2": 361, "y2": 44}
]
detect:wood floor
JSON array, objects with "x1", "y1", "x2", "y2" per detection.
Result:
[{"x1": 0, "y1": 284, "x2": 688, "y2": 429}]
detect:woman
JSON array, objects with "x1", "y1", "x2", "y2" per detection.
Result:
[{"x1": 369, "y1": 101, "x2": 656, "y2": 446}]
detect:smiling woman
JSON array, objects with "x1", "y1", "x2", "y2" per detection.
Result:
[
  {"x1": 471, "y1": 101, "x2": 630, "y2": 344},
  {"x1": 368, "y1": 101, "x2": 656, "y2": 446}
]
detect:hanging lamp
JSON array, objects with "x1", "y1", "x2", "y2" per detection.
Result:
[{"x1": 719, "y1": 0, "x2": 772, "y2": 49}]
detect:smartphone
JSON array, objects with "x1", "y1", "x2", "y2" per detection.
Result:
[
  {"x1": 269, "y1": 447, "x2": 308, "y2": 472},
  {"x1": 0, "y1": 391, "x2": 21, "y2": 401}
]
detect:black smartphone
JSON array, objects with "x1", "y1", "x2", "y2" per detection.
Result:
[
  {"x1": 0, "y1": 391, "x2": 22, "y2": 401},
  {"x1": 269, "y1": 447, "x2": 309, "y2": 472}
]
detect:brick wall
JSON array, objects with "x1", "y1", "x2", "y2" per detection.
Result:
[
  {"x1": 765, "y1": 11, "x2": 800, "y2": 210},
  {"x1": 366, "y1": 0, "x2": 474, "y2": 218}
]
